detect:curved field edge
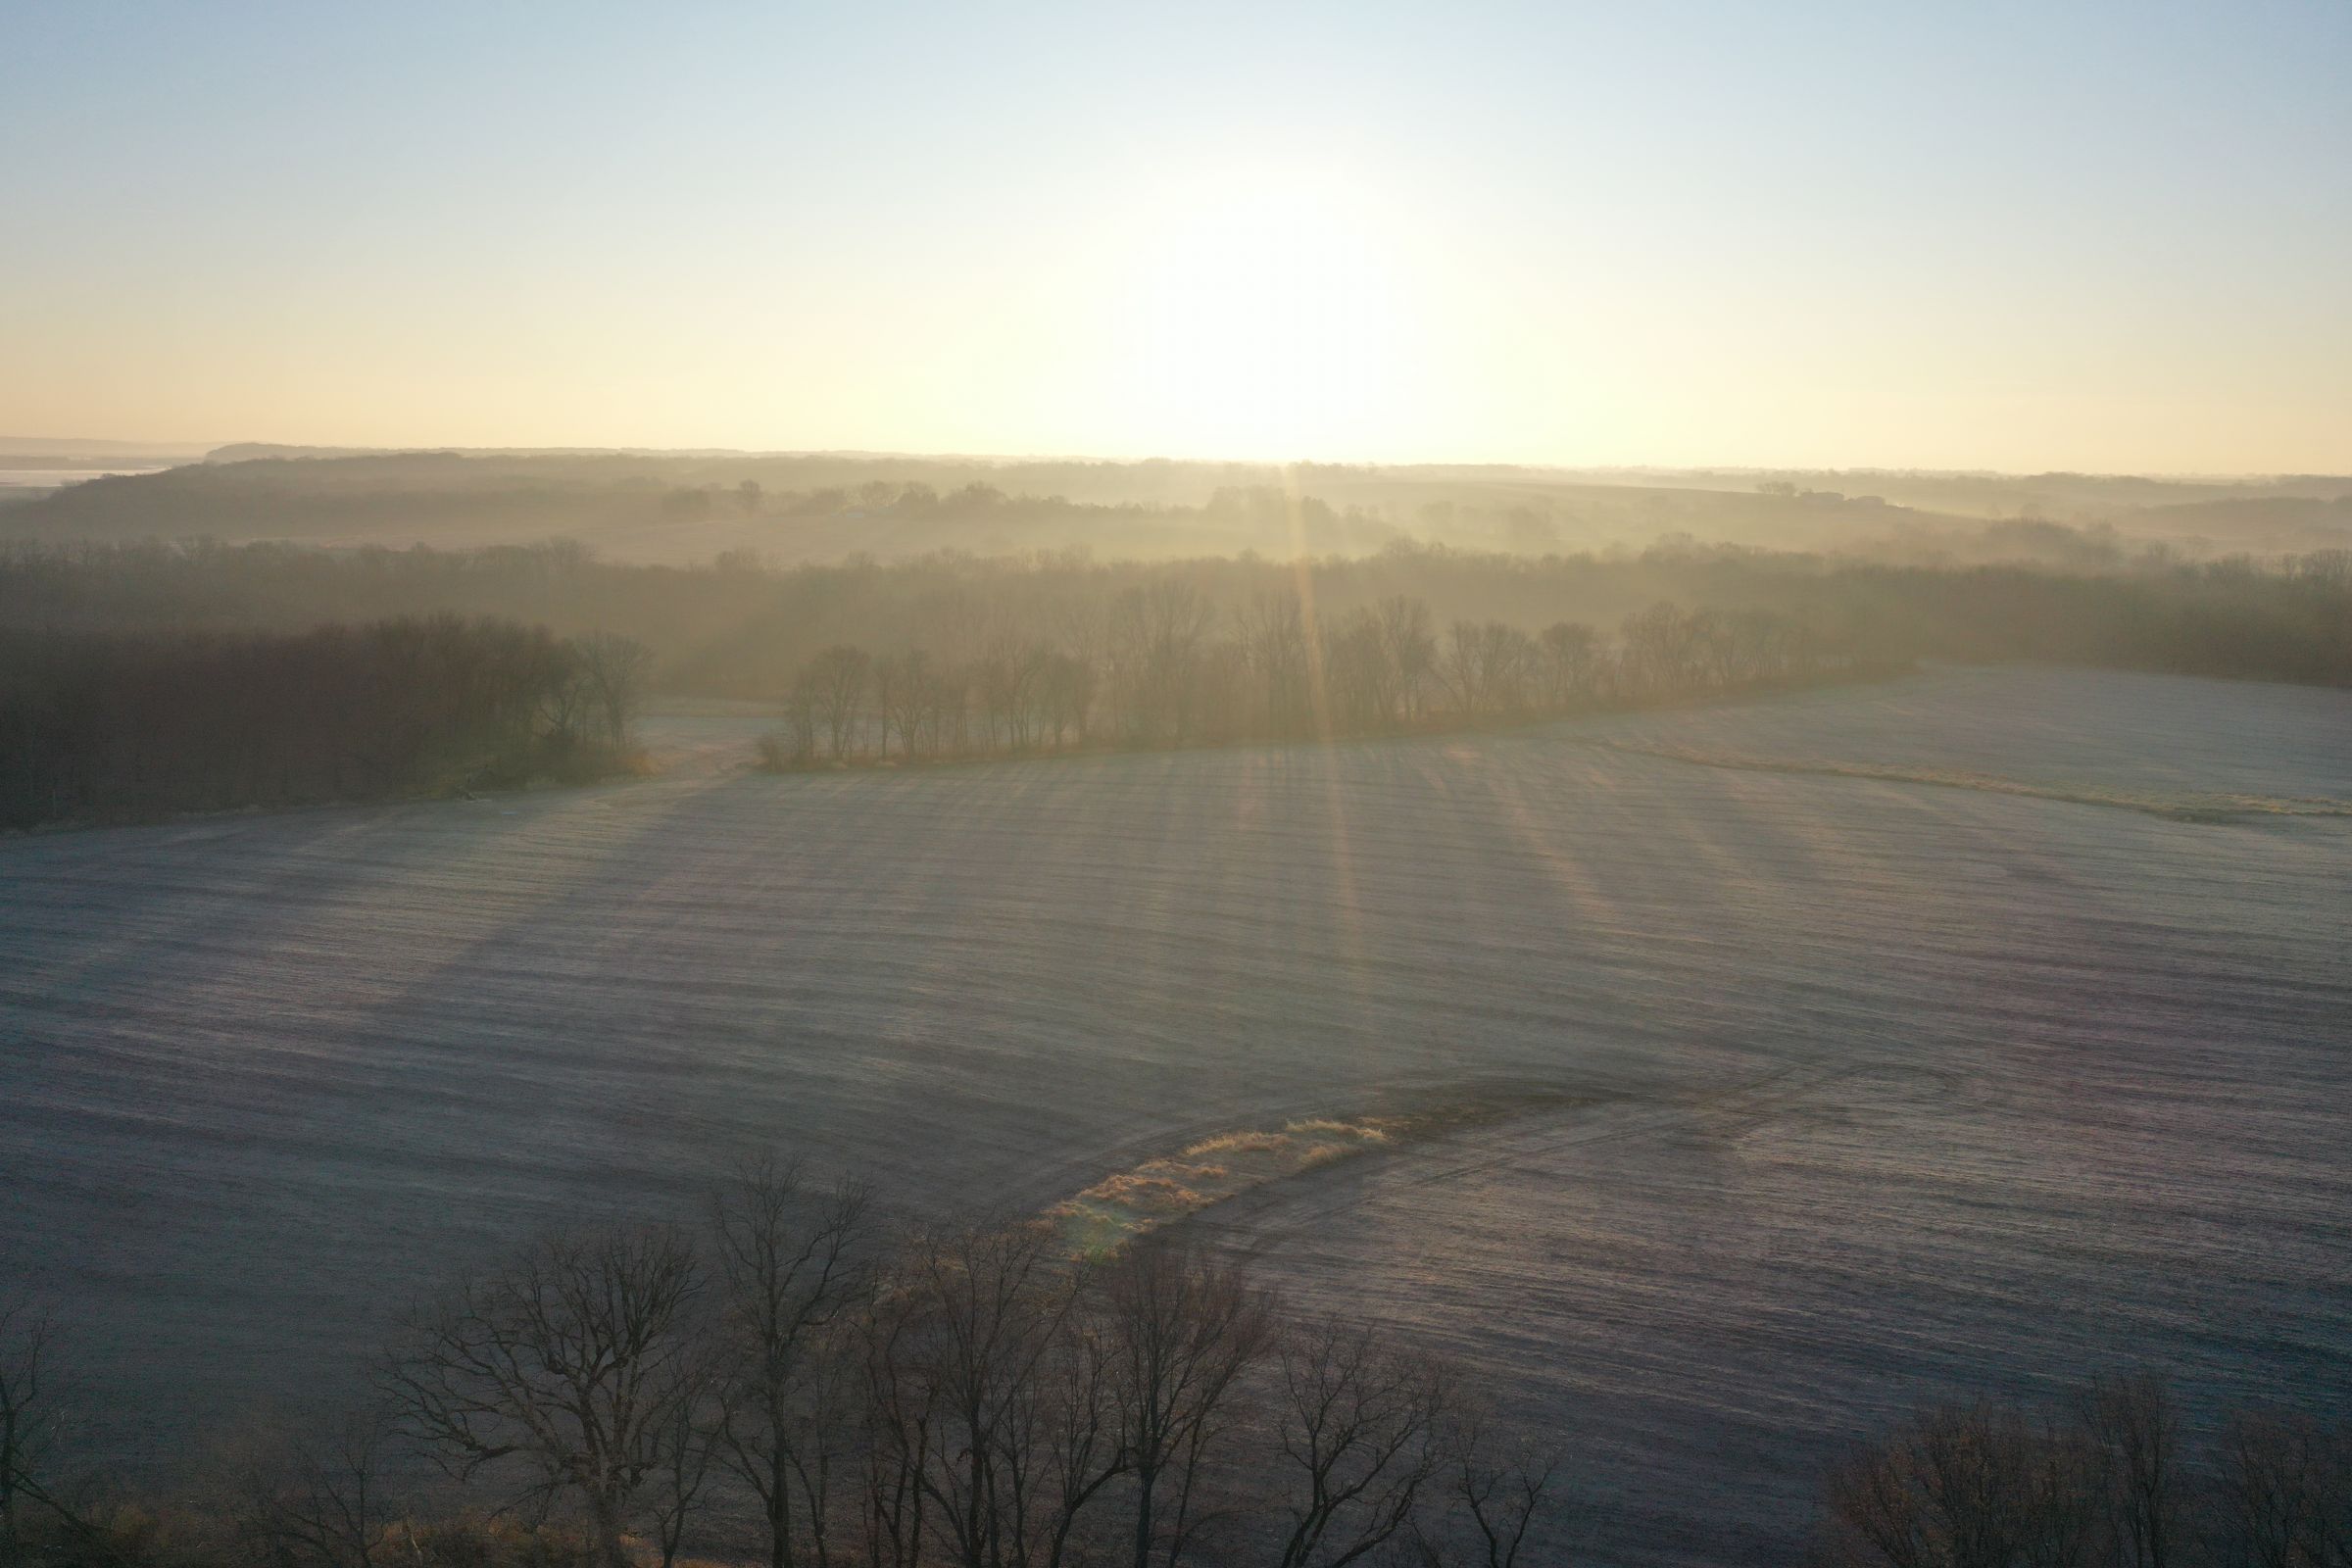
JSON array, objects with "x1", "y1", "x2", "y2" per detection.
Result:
[{"x1": 1591, "y1": 740, "x2": 2352, "y2": 821}]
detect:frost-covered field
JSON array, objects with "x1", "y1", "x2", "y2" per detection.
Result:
[{"x1": 4, "y1": 667, "x2": 2348, "y2": 1564}]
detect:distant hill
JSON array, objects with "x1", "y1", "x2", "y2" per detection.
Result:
[{"x1": 5, "y1": 449, "x2": 2344, "y2": 565}]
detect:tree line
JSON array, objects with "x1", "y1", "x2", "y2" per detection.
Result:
[
  {"x1": 6, "y1": 537, "x2": 2346, "y2": 816},
  {"x1": 1817, "y1": 1371, "x2": 2351, "y2": 1568},
  {"x1": 757, "y1": 590, "x2": 1874, "y2": 767},
  {"x1": 0, "y1": 615, "x2": 650, "y2": 831},
  {"x1": 0, "y1": 1166, "x2": 1574, "y2": 1568},
  {"x1": 5, "y1": 1177, "x2": 2347, "y2": 1568},
  {"x1": 4, "y1": 539, "x2": 2345, "y2": 710}
]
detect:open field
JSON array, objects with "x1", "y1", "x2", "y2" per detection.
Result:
[{"x1": 4, "y1": 665, "x2": 2348, "y2": 1564}]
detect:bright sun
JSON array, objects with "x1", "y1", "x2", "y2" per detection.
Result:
[{"x1": 1102, "y1": 171, "x2": 1430, "y2": 460}]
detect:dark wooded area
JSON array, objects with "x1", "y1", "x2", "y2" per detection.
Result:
[{"x1": 0, "y1": 616, "x2": 647, "y2": 831}]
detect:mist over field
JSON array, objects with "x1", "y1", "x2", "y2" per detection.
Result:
[
  {"x1": 7, "y1": 447, "x2": 2350, "y2": 565},
  {"x1": 10, "y1": 1, "x2": 2352, "y2": 1562}
]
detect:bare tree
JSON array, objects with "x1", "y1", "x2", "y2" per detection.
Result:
[
  {"x1": 874, "y1": 650, "x2": 956, "y2": 760},
  {"x1": 1321, "y1": 613, "x2": 1393, "y2": 733},
  {"x1": 381, "y1": 1224, "x2": 708, "y2": 1568},
  {"x1": 871, "y1": 655, "x2": 907, "y2": 760},
  {"x1": 1535, "y1": 622, "x2": 1601, "y2": 709},
  {"x1": 1102, "y1": 1238, "x2": 1275, "y2": 1568},
  {"x1": 0, "y1": 1284, "x2": 139, "y2": 1568},
  {"x1": 1443, "y1": 621, "x2": 1534, "y2": 717},
  {"x1": 1236, "y1": 592, "x2": 1312, "y2": 738},
  {"x1": 779, "y1": 668, "x2": 822, "y2": 766},
  {"x1": 854, "y1": 1275, "x2": 934, "y2": 1568},
  {"x1": 1038, "y1": 653, "x2": 1096, "y2": 750},
  {"x1": 972, "y1": 643, "x2": 1014, "y2": 751},
  {"x1": 710, "y1": 1158, "x2": 874, "y2": 1568},
  {"x1": 645, "y1": 1348, "x2": 724, "y2": 1568},
  {"x1": 974, "y1": 636, "x2": 1051, "y2": 752},
  {"x1": 1051, "y1": 598, "x2": 1108, "y2": 739},
  {"x1": 536, "y1": 638, "x2": 592, "y2": 750},
  {"x1": 1267, "y1": 1319, "x2": 1450, "y2": 1568},
  {"x1": 1006, "y1": 1296, "x2": 1125, "y2": 1568},
  {"x1": 808, "y1": 646, "x2": 871, "y2": 760},
  {"x1": 1821, "y1": 1399, "x2": 2096, "y2": 1568},
  {"x1": 926, "y1": 662, "x2": 970, "y2": 758},
  {"x1": 1412, "y1": 1408, "x2": 1569, "y2": 1568},
  {"x1": 882, "y1": 1223, "x2": 1076, "y2": 1568},
  {"x1": 576, "y1": 631, "x2": 653, "y2": 751},
  {"x1": 1374, "y1": 596, "x2": 1437, "y2": 723},
  {"x1": 1726, "y1": 607, "x2": 1791, "y2": 684},
  {"x1": 225, "y1": 1408, "x2": 404, "y2": 1568},
  {"x1": 1443, "y1": 621, "x2": 1490, "y2": 716},
  {"x1": 2213, "y1": 1410, "x2": 2351, "y2": 1568},
  {"x1": 2080, "y1": 1373, "x2": 2185, "y2": 1568},
  {"x1": 1108, "y1": 582, "x2": 1214, "y2": 745},
  {"x1": 1618, "y1": 603, "x2": 1697, "y2": 698},
  {"x1": 0, "y1": 1287, "x2": 57, "y2": 1565},
  {"x1": 1688, "y1": 609, "x2": 1739, "y2": 690}
]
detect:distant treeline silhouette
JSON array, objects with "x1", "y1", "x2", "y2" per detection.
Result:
[
  {"x1": 7, "y1": 538, "x2": 2347, "y2": 697},
  {"x1": 12, "y1": 452, "x2": 2349, "y2": 564},
  {"x1": 754, "y1": 591, "x2": 1871, "y2": 767},
  {"x1": 0, "y1": 615, "x2": 649, "y2": 830},
  {"x1": 4, "y1": 1178, "x2": 2346, "y2": 1568}
]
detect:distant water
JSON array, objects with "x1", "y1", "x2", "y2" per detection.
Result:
[
  {"x1": 2, "y1": 666, "x2": 2346, "y2": 1565},
  {"x1": 0, "y1": 467, "x2": 164, "y2": 490}
]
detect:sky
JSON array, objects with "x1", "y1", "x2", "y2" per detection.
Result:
[{"x1": 3, "y1": 1, "x2": 2347, "y2": 472}]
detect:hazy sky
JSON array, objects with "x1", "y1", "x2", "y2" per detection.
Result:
[{"x1": 4, "y1": 1, "x2": 2347, "y2": 471}]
